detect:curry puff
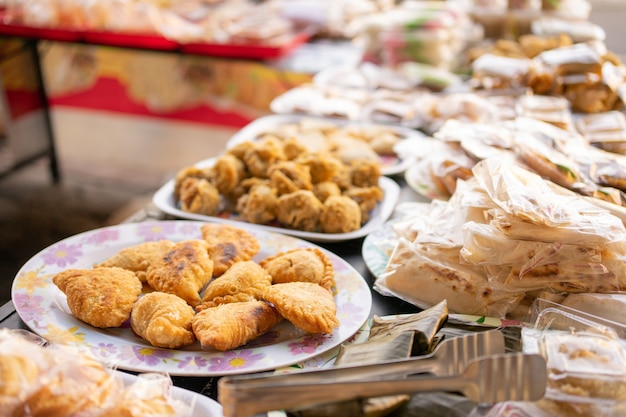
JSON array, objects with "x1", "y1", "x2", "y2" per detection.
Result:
[
  {"x1": 201, "y1": 223, "x2": 260, "y2": 277},
  {"x1": 260, "y1": 248, "x2": 335, "y2": 291},
  {"x1": 197, "y1": 260, "x2": 272, "y2": 310},
  {"x1": 146, "y1": 239, "x2": 213, "y2": 307},
  {"x1": 131, "y1": 292, "x2": 196, "y2": 349},
  {"x1": 96, "y1": 239, "x2": 175, "y2": 283},
  {"x1": 192, "y1": 300, "x2": 283, "y2": 351},
  {"x1": 53, "y1": 267, "x2": 142, "y2": 328},
  {"x1": 263, "y1": 282, "x2": 339, "y2": 334}
]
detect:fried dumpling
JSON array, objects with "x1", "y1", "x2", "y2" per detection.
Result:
[
  {"x1": 276, "y1": 190, "x2": 323, "y2": 232},
  {"x1": 319, "y1": 195, "x2": 362, "y2": 233},
  {"x1": 259, "y1": 248, "x2": 335, "y2": 291},
  {"x1": 131, "y1": 292, "x2": 196, "y2": 349},
  {"x1": 201, "y1": 223, "x2": 260, "y2": 277},
  {"x1": 263, "y1": 282, "x2": 339, "y2": 334},
  {"x1": 53, "y1": 267, "x2": 142, "y2": 328},
  {"x1": 192, "y1": 300, "x2": 283, "y2": 351},
  {"x1": 96, "y1": 240, "x2": 176, "y2": 283},
  {"x1": 197, "y1": 261, "x2": 272, "y2": 311},
  {"x1": 145, "y1": 240, "x2": 213, "y2": 307},
  {"x1": 179, "y1": 177, "x2": 221, "y2": 216}
]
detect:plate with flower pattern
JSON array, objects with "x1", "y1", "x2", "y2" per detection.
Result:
[{"x1": 11, "y1": 221, "x2": 372, "y2": 376}]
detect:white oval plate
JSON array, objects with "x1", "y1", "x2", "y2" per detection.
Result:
[
  {"x1": 153, "y1": 171, "x2": 400, "y2": 243},
  {"x1": 12, "y1": 221, "x2": 372, "y2": 376},
  {"x1": 226, "y1": 114, "x2": 425, "y2": 176}
]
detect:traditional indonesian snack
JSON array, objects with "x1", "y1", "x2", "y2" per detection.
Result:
[
  {"x1": 172, "y1": 120, "x2": 389, "y2": 234},
  {"x1": 0, "y1": 329, "x2": 193, "y2": 417},
  {"x1": 376, "y1": 158, "x2": 626, "y2": 317},
  {"x1": 51, "y1": 224, "x2": 340, "y2": 352}
]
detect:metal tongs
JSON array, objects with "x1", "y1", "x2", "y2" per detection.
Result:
[{"x1": 218, "y1": 330, "x2": 547, "y2": 417}]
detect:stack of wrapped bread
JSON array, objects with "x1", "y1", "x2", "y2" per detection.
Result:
[
  {"x1": 375, "y1": 157, "x2": 626, "y2": 318},
  {"x1": 0, "y1": 329, "x2": 193, "y2": 417}
]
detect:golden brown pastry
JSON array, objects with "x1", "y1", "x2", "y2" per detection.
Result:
[
  {"x1": 53, "y1": 267, "x2": 142, "y2": 328},
  {"x1": 201, "y1": 223, "x2": 260, "y2": 277},
  {"x1": 236, "y1": 182, "x2": 278, "y2": 225},
  {"x1": 145, "y1": 240, "x2": 213, "y2": 307},
  {"x1": 268, "y1": 160, "x2": 313, "y2": 196},
  {"x1": 211, "y1": 153, "x2": 247, "y2": 195},
  {"x1": 263, "y1": 282, "x2": 339, "y2": 334},
  {"x1": 319, "y1": 195, "x2": 362, "y2": 233},
  {"x1": 131, "y1": 292, "x2": 196, "y2": 349},
  {"x1": 96, "y1": 240, "x2": 175, "y2": 283},
  {"x1": 343, "y1": 185, "x2": 384, "y2": 223},
  {"x1": 192, "y1": 300, "x2": 283, "y2": 351},
  {"x1": 349, "y1": 159, "x2": 382, "y2": 188},
  {"x1": 295, "y1": 152, "x2": 346, "y2": 184},
  {"x1": 197, "y1": 260, "x2": 272, "y2": 310},
  {"x1": 276, "y1": 190, "x2": 323, "y2": 232},
  {"x1": 312, "y1": 181, "x2": 341, "y2": 203},
  {"x1": 179, "y1": 177, "x2": 222, "y2": 215},
  {"x1": 242, "y1": 137, "x2": 287, "y2": 178},
  {"x1": 173, "y1": 165, "x2": 213, "y2": 200},
  {"x1": 260, "y1": 248, "x2": 335, "y2": 291}
]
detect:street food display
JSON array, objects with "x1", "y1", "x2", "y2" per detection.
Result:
[{"x1": 6, "y1": 1, "x2": 626, "y2": 417}]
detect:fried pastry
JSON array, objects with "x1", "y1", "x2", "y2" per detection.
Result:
[
  {"x1": 197, "y1": 260, "x2": 272, "y2": 310},
  {"x1": 131, "y1": 292, "x2": 196, "y2": 349},
  {"x1": 263, "y1": 282, "x2": 339, "y2": 334},
  {"x1": 312, "y1": 181, "x2": 341, "y2": 203},
  {"x1": 53, "y1": 267, "x2": 142, "y2": 328},
  {"x1": 319, "y1": 195, "x2": 362, "y2": 233},
  {"x1": 236, "y1": 182, "x2": 277, "y2": 225},
  {"x1": 295, "y1": 153, "x2": 345, "y2": 184},
  {"x1": 192, "y1": 300, "x2": 283, "y2": 351},
  {"x1": 260, "y1": 248, "x2": 335, "y2": 291},
  {"x1": 96, "y1": 240, "x2": 175, "y2": 283},
  {"x1": 276, "y1": 190, "x2": 323, "y2": 232},
  {"x1": 145, "y1": 239, "x2": 213, "y2": 307},
  {"x1": 212, "y1": 153, "x2": 247, "y2": 195},
  {"x1": 179, "y1": 177, "x2": 222, "y2": 215},
  {"x1": 350, "y1": 159, "x2": 381, "y2": 188},
  {"x1": 173, "y1": 165, "x2": 213, "y2": 200},
  {"x1": 268, "y1": 160, "x2": 313, "y2": 196},
  {"x1": 242, "y1": 136, "x2": 287, "y2": 178},
  {"x1": 201, "y1": 223, "x2": 260, "y2": 277},
  {"x1": 343, "y1": 185, "x2": 384, "y2": 223}
]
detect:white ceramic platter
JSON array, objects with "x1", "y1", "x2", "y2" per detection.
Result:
[
  {"x1": 226, "y1": 114, "x2": 425, "y2": 176},
  {"x1": 12, "y1": 221, "x2": 372, "y2": 376},
  {"x1": 153, "y1": 169, "x2": 400, "y2": 243}
]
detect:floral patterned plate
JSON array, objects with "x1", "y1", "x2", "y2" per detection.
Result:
[{"x1": 11, "y1": 221, "x2": 372, "y2": 376}]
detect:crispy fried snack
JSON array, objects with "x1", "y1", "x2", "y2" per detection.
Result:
[
  {"x1": 312, "y1": 181, "x2": 342, "y2": 203},
  {"x1": 211, "y1": 153, "x2": 247, "y2": 195},
  {"x1": 259, "y1": 248, "x2": 335, "y2": 291},
  {"x1": 179, "y1": 177, "x2": 222, "y2": 215},
  {"x1": 276, "y1": 190, "x2": 323, "y2": 232},
  {"x1": 268, "y1": 160, "x2": 313, "y2": 196},
  {"x1": 242, "y1": 137, "x2": 287, "y2": 178},
  {"x1": 201, "y1": 223, "x2": 261, "y2": 277},
  {"x1": 197, "y1": 261, "x2": 272, "y2": 310},
  {"x1": 343, "y1": 185, "x2": 384, "y2": 223},
  {"x1": 295, "y1": 152, "x2": 346, "y2": 184},
  {"x1": 263, "y1": 282, "x2": 339, "y2": 334},
  {"x1": 173, "y1": 165, "x2": 213, "y2": 200},
  {"x1": 350, "y1": 159, "x2": 381, "y2": 188},
  {"x1": 96, "y1": 240, "x2": 175, "y2": 283},
  {"x1": 130, "y1": 292, "x2": 196, "y2": 349},
  {"x1": 236, "y1": 182, "x2": 278, "y2": 225},
  {"x1": 192, "y1": 300, "x2": 283, "y2": 351},
  {"x1": 145, "y1": 240, "x2": 213, "y2": 307},
  {"x1": 53, "y1": 267, "x2": 142, "y2": 328},
  {"x1": 319, "y1": 195, "x2": 362, "y2": 233}
]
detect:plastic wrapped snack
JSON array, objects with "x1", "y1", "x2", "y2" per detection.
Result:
[{"x1": 0, "y1": 329, "x2": 195, "y2": 417}]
